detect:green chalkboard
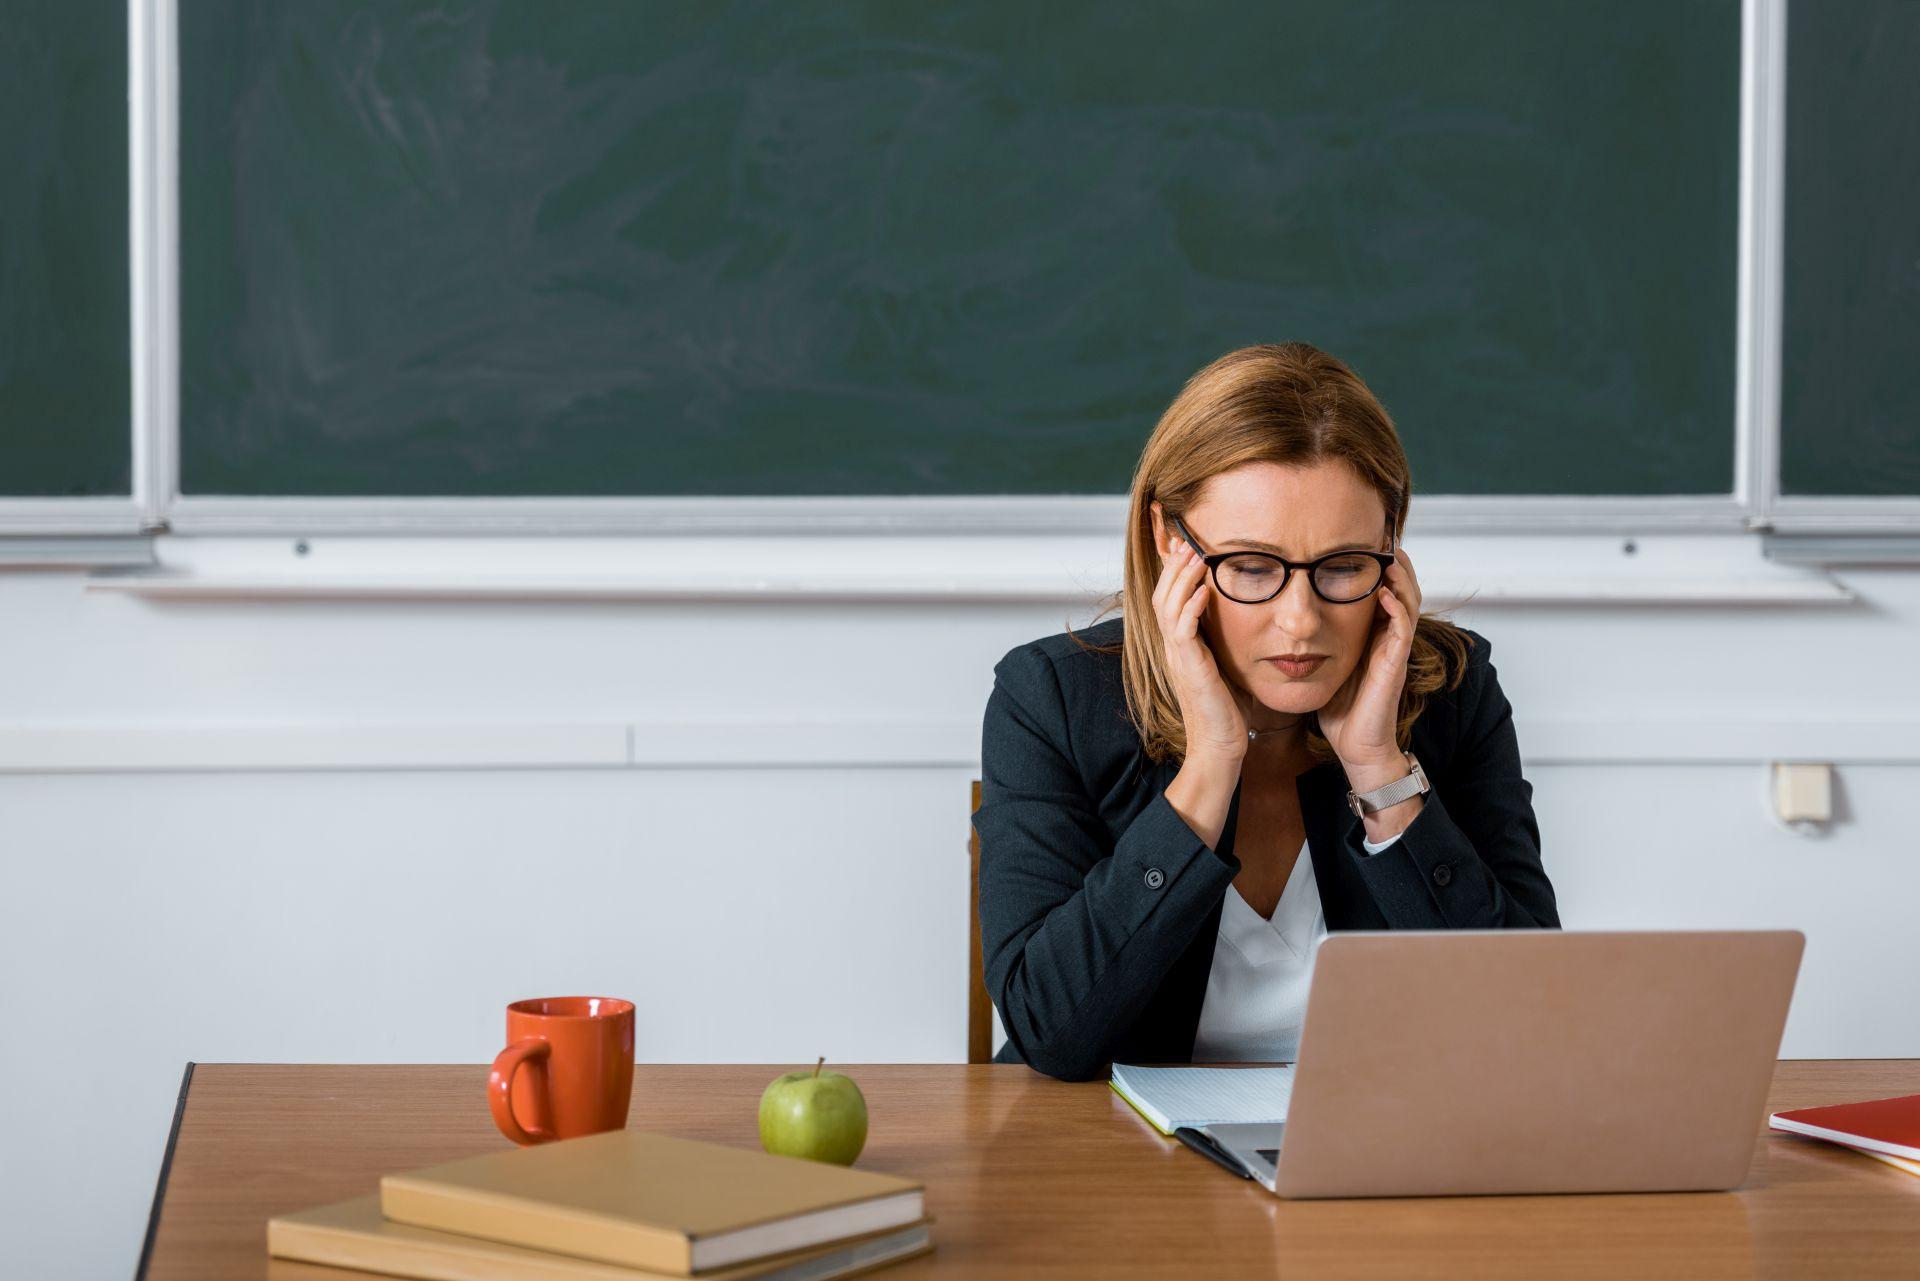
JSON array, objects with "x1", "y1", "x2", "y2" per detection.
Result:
[
  {"x1": 0, "y1": 0, "x2": 129, "y2": 498},
  {"x1": 179, "y1": 0, "x2": 1741, "y2": 498},
  {"x1": 1781, "y1": 0, "x2": 1920, "y2": 497}
]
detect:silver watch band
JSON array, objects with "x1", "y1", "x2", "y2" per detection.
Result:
[{"x1": 1346, "y1": 751, "x2": 1430, "y2": 816}]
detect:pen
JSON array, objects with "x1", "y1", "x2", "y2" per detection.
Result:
[{"x1": 1175, "y1": 1126, "x2": 1252, "y2": 1179}]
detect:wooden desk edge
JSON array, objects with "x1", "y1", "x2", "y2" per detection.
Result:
[
  {"x1": 136, "y1": 1059, "x2": 1920, "y2": 1280},
  {"x1": 137, "y1": 1062, "x2": 196, "y2": 1281}
]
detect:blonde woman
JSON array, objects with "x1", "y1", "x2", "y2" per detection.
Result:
[{"x1": 972, "y1": 342, "x2": 1558, "y2": 1082}]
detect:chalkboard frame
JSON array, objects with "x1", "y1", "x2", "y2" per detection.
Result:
[{"x1": 5, "y1": 0, "x2": 1917, "y2": 543}]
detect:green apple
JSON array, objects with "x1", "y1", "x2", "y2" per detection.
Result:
[{"x1": 758, "y1": 1057, "x2": 868, "y2": 1166}]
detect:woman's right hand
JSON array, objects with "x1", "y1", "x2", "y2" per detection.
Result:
[{"x1": 1153, "y1": 534, "x2": 1249, "y2": 763}]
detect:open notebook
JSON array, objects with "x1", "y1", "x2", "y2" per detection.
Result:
[{"x1": 1108, "y1": 1063, "x2": 1295, "y2": 1137}]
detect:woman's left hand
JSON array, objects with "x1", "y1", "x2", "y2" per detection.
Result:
[{"x1": 1317, "y1": 544, "x2": 1423, "y2": 773}]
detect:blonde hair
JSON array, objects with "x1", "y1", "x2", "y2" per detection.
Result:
[{"x1": 1068, "y1": 341, "x2": 1476, "y2": 766}]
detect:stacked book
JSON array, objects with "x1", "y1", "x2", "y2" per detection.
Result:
[
  {"x1": 1769, "y1": 1092, "x2": 1920, "y2": 1179},
  {"x1": 268, "y1": 1129, "x2": 934, "y2": 1280}
]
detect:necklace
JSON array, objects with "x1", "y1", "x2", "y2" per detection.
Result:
[{"x1": 1247, "y1": 714, "x2": 1307, "y2": 741}]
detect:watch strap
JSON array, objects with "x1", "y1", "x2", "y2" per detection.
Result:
[{"x1": 1346, "y1": 751, "x2": 1429, "y2": 816}]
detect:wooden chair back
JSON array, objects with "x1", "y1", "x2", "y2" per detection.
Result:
[{"x1": 968, "y1": 779, "x2": 994, "y2": 1063}]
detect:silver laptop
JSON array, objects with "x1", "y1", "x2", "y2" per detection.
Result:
[{"x1": 1204, "y1": 928, "x2": 1804, "y2": 1198}]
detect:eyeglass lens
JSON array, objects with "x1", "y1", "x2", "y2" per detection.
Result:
[{"x1": 1214, "y1": 552, "x2": 1383, "y2": 604}]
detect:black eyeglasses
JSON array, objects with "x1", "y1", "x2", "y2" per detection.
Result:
[{"x1": 1168, "y1": 513, "x2": 1395, "y2": 605}]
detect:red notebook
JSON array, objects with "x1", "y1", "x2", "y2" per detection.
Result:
[{"x1": 1770, "y1": 1093, "x2": 1920, "y2": 1161}]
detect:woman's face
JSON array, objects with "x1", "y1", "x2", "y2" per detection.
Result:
[{"x1": 1152, "y1": 460, "x2": 1390, "y2": 727}]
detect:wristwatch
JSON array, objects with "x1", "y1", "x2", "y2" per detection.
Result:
[{"x1": 1346, "y1": 750, "x2": 1430, "y2": 817}]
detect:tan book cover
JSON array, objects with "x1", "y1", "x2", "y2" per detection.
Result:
[
  {"x1": 268, "y1": 1194, "x2": 935, "y2": 1281},
  {"x1": 379, "y1": 1130, "x2": 926, "y2": 1276}
]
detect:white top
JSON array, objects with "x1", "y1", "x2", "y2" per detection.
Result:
[{"x1": 1189, "y1": 827, "x2": 1402, "y2": 1064}]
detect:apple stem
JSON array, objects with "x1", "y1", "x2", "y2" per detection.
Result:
[{"x1": 814, "y1": 1056, "x2": 824, "y2": 1078}]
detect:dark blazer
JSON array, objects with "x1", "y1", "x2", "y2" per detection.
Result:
[{"x1": 971, "y1": 615, "x2": 1558, "y2": 1082}]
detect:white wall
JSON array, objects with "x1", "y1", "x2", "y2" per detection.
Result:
[{"x1": 2, "y1": 529, "x2": 1916, "y2": 1278}]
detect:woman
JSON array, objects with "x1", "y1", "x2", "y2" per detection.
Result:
[{"x1": 972, "y1": 341, "x2": 1558, "y2": 1082}]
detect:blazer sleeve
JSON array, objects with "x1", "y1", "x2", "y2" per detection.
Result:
[
  {"x1": 973, "y1": 642, "x2": 1242, "y2": 1082},
  {"x1": 1343, "y1": 635, "x2": 1560, "y2": 929}
]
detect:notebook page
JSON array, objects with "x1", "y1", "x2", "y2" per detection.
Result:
[{"x1": 1110, "y1": 1064, "x2": 1294, "y2": 1129}]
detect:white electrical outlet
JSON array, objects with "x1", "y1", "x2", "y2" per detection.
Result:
[{"x1": 1771, "y1": 762, "x2": 1833, "y2": 829}]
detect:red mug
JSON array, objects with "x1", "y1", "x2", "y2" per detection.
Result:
[{"x1": 488, "y1": 996, "x2": 635, "y2": 1145}]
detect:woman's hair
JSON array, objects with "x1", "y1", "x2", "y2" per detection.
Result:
[{"x1": 1067, "y1": 341, "x2": 1476, "y2": 766}]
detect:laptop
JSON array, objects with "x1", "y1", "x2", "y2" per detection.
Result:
[{"x1": 1201, "y1": 928, "x2": 1804, "y2": 1198}]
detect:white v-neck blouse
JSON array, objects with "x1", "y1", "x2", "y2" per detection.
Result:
[{"x1": 1189, "y1": 828, "x2": 1402, "y2": 1064}]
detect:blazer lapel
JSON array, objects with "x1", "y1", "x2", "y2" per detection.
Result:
[
  {"x1": 1297, "y1": 757, "x2": 1391, "y2": 930},
  {"x1": 1143, "y1": 755, "x2": 1392, "y2": 1067}
]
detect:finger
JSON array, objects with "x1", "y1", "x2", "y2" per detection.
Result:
[
  {"x1": 1392, "y1": 549, "x2": 1422, "y2": 613},
  {"x1": 1380, "y1": 582, "x2": 1415, "y2": 645},
  {"x1": 1166, "y1": 561, "x2": 1206, "y2": 638},
  {"x1": 1178, "y1": 572, "x2": 1209, "y2": 636},
  {"x1": 1152, "y1": 544, "x2": 1185, "y2": 611},
  {"x1": 1156, "y1": 549, "x2": 1196, "y2": 627},
  {"x1": 1174, "y1": 551, "x2": 1207, "y2": 596},
  {"x1": 1376, "y1": 585, "x2": 1402, "y2": 639},
  {"x1": 1380, "y1": 561, "x2": 1417, "y2": 626},
  {"x1": 1380, "y1": 582, "x2": 1404, "y2": 620},
  {"x1": 1159, "y1": 545, "x2": 1202, "y2": 614}
]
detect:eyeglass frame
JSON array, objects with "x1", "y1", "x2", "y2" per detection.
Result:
[{"x1": 1166, "y1": 512, "x2": 1397, "y2": 606}]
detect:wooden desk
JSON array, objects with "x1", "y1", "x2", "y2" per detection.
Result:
[{"x1": 140, "y1": 1061, "x2": 1920, "y2": 1280}]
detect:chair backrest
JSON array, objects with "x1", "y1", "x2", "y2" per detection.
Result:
[{"x1": 967, "y1": 779, "x2": 993, "y2": 1063}]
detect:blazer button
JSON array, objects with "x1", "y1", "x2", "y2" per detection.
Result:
[
  {"x1": 1433, "y1": 864, "x2": 1453, "y2": 887},
  {"x1": 1144, "y1": 867, "x2": 1165, "y2": 889}
]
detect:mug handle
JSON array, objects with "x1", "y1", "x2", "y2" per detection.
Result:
[{"x1": 488, "y1": 1038, "x2": 555, "y2": 1145}]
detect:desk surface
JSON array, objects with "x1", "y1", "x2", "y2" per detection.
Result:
[{"x1": 141, "y1": 1060, "x2": 1920, "y2": 1281}]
